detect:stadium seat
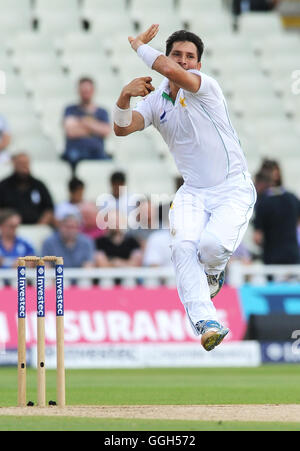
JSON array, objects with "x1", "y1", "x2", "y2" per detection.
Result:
[
  {"x1": 82, "y1": 0, "x2": 128, "y2": 20},
  {"x1": 209, "y1": 53, "x2": 258, "y2": 77},
  {"x1": 37, "y1": 12, "x2": 82, "y2": 35},
  {"x1": 76, "y1": 161, "x2": 118, "y2": 201},
  {"x1": 230, "y1": 95, "x2": 286, "y2": 119},
  {"x1": 0, "y1": 12, "x2": 32, "y2": 39},
  {"x1": 260, "y1": 54, "x2": 300, "y2": 77},
  {"x1": 7, "y1": 32, "x2": 56, "y2": 55},
  {"x1": 30, "y1": 74, "x2": 76, "y2": 102},
  {"x1": 2, "y1": 73, "x2": 28, "y2": 100},
  {"x1": 253, "y1": 34, "x2": 300, "y2": 57},
  {"x1": 205, "y1": 34, "x2": 250, "y2": 58},
  {"x1": 179, "y1": 0, "x2": 224, "y2": 13},
  {"x1": 17, "y1": 224, "x2": 53, "y2": 255},
  {"x1": 220, "y1": 73, "x2": 271, "y2": 98},
  {"x1": 31, "y1": 161, "x2": 72, "y2": 185},
  {"x1": 13, "y1": 53, "x2": 63, "y2": 81},
  {"x1": 125, "y1": 161, "x2": 174, "y2": 195},
  {"x1": 239, "y1": 11, "x2": 282, "y2": 36},
  {"x1": 11, "y1": 135, "x2": 57, "y2": 161},
  {"x1": 65, "y1": 53, "x2": 113, "y2": 79},
  {"x1": 59, "y1": 32, "x2": 106, "y2": 57},
  {"x1": 34, "y1": 0, "x2": 80, "y2": 15},
  {"x1": 259, "y1": 133, "x2": 300, "y2": 158},
  {"x1": 180, "y1": 11, "x2": 231, "y2": 36},
  {"x1": 0, "y1": 97, "x2": 35, "y2": 118},
  {"x1": 90, "y1": 13, "x2": 135, "y2": 36},
  {"x1": 114, "y1": 133, "x2": 158, "y2": 163}
]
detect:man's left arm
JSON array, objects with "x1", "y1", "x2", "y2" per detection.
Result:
[{"x1": 129, "y1": 24, "x2": 201, "y2": 93}]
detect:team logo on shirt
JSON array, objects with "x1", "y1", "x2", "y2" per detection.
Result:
[
  {"x1": 179, "y1": 97, "x2": 187, "y2": 108},
  {"x1": 160, "y1": 110, "x2": 167, "y2": 124}
]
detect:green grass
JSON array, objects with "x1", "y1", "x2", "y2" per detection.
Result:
[
  {"x1": 0, "y1": 417, "x2": 299, "y2": 431},
  {"x1": 1, "y1": 365, "x2": 300, "y2": 430}
]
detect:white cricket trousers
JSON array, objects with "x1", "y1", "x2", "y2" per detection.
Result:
[{"x1": 169, "y1": 172, "x2": 256, "y2": 335}]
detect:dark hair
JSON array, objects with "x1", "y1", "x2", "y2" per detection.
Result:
[
  {"x1": 110, "y1": 171, "x2": 126, "y2": 185},
  {"x1": 68, "y1": 177, "x2": 84, "y2": 193},
  {"x1": 166, "y1": 30, "x2": 204, "y2": 62},
  {"x1": 78, "y1": 77, "x2": 94, "y2": 85},
  {"x1": 260, "y1": 159, "x2": 282, "y2": 187}
]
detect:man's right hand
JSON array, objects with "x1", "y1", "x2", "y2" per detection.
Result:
[{"x1": 122, "y1": 77, "x2": 155, "y2": 100}]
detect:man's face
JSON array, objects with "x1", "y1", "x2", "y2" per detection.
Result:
[
  {"x1": 168, "y1": 41, "x2": 201, "y2": 71},
  {"x1": 1, "y1": 215, "x2": 20, "y2": 239},
  {"x1": 79, "y1": 81, "x2": 94, "y2": 104},
  {"x1": 13, "y1": 154, "x2": 30, "y2": 177},
  {"x1": 111, "y1": 182, "x2": 125, "y2": 199},
  {"x1": 59, "y1": 217, "x2": 80, "y2": 242}
]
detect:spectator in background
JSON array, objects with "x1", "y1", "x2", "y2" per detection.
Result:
[
  {"x1": 55, "y1": 177, "x2": 85, "y2": 223},
  {"x1": 0, "y1": 114, "x2": 11, "y2": 163},
  {"x1": 260, "y1": 159, "x2": 282, "y2": 188},
  {"x1": 0, "y1": 209, "x2": 35, "y2": 268},
  {"x1": 0, "y1": 153, "x2": 54, "y2": 225},
  {"x1": 104, "y1": 171, "x2": 128, "y2": 213},
  {"x1": 143, "y1": 228, "x2": 172, "y2": 267},
  {"x1": 79, "y1": 201, "x2": 106, "y2": 240},
  {"x1": 95, "y1": 210, "x2": 142, "y2": 268},
  {"x1": 232, "y1": 0, "x2": 278, "y2": 30},
  {"x1": 253, "y1": 169, "x2": 273, "y2": 210},
  {"x1": 128, "y1": 198, "x2": 157, "y2": 251},
  {"x1": 98, "y1": 170, "x2": 138, "y2": 217},
  {"x1": 42, "y1": 214, "x2": 95, "y2": 268},
  {"x1": 62, "y1": 77, "x2": 111, "y2": 173},
  {"x1": 253, "y1": 161, "x2": 300, "y2": 265}
]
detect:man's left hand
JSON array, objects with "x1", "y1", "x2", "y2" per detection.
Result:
[{"x1": 128, "y1": 24, "x2": 159, "y2": 51}]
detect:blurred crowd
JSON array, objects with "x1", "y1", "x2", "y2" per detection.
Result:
[
  {"x1": 1, "y1": 75, "x2": 300, "y2": 271},
  {"x1": 0, "y1": 151, "x2": 176, "y2": 270},
  {"x1": 1, "y1": 150, "x2": 299, "y2": 271}
]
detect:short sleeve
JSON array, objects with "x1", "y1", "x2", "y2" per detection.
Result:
[
  {"x1": 186, "y1": 70, "x2": 223, "y2": 105},
  {"x1": 63, "y1": 105, "x2": 75, "y2": 118},
  {"x1": 133, "y1": 96, "x2": 154, "y2": 129},
  {"x1": 96, "y1": 108, "x2": 109, "y2": 123}
]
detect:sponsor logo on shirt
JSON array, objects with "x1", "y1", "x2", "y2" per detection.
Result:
[{"x1": 159, "y1": 110, "x2": 167, "y2": 124}]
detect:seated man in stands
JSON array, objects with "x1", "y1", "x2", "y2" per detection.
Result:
[
  {"x1": 41, "y1": 213, "x2": 95, "y2": 268},
  {"x1": 0, "y1": 153, "x2": 54, "y2": 225},
  {"x1": 62, "y1": 77, "x2": 111, "y2": 173},
  {"x1": 80, "y1": 201, "x2": 106, "y2": 240},
  {"x1": 0, "y1": 114, "x2": 11, "y2": 163},
  {"x1": 0, "y1": 209, "x2": 35, "y2": 268},
  {"x1": 95, "y1": 209, "x2": 142, "y2": 268},
  {"x1": 55, "y1": 177, "x2": 85, "y2": 223}
]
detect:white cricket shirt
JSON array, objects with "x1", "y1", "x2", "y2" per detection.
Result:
[{"x1": 134, "y1": 70, "x2": 248, "y2": 188}]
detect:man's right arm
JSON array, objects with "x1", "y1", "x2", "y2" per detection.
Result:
[{"x1": 114, "y1": 77, "x2": 154, "y2": 137}]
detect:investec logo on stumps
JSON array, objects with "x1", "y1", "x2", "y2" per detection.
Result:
[
  {"x1": 56, "y1": 266, "x2": 64, "y2": 316},
  {"x1": 37, "y1": 266, "x2": 45, "y2": 317},
  {"x1": 18, "y1": 268, "x2": 26, "y2": 318}
]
